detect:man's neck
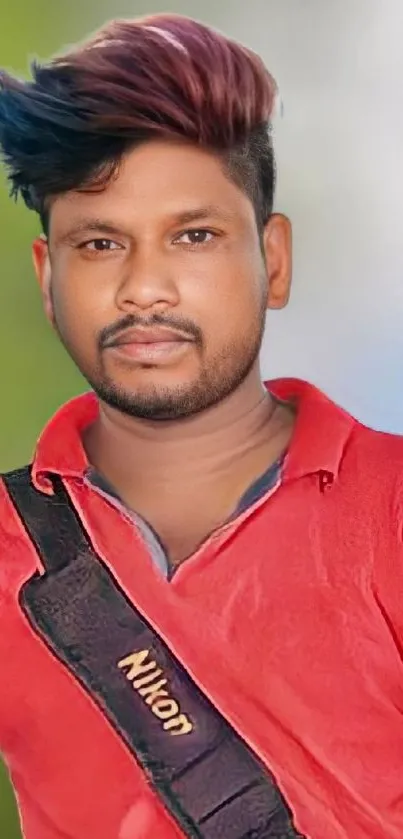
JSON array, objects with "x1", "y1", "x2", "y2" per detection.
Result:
[{"x1": 83, "y1": 375, "x2": 295, "y2": 500}]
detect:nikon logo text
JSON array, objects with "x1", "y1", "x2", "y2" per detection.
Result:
[{"x1": 118, "y1": 649, "x2": 193, "y2": 736}]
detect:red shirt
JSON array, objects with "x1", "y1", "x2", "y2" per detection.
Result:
[{"x1": 1, "y1": 378, "x2": 403, "y2": 839}]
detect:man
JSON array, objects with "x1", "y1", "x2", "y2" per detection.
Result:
[{"x1": 0, "y1": 12, "x2": 402, "y2": 839}]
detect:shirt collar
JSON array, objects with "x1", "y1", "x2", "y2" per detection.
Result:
[
  {"x1": 33, "y1": 391, "x2": 99, "y2": 493},
  {"x1": 269, "y1": 377, "x2": 354, "y2": 482},
  {"x1": 32, "y1": 379, "x2": 354, "y2": 493}
]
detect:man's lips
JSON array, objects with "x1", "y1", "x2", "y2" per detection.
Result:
[{"x1": 103, "y1": 326, "x2": 194, "y2": 363}]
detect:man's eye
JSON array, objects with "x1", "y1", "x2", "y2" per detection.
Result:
[
  {"x1": 175, "y1": 229, "x2": 216, "y2": 246},
  {"x1": 80, "y1": 239, "x2": 122, "y2": 251}
]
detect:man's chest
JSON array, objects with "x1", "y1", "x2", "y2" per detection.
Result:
[{"x1": 2, "y1": 572, "x2": 403, "y2": 839}]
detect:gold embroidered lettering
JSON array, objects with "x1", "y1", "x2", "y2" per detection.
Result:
[
  {"x1": 132, "y1": 669, "x2": 163, "y2": 689},
  {"x1": 139, "y1": 679, "x2": 169, "y2": 705},
  {"x1": 164, "y1": 714, "x2": 193, "y2": 735},
  {"x1": 152, "y1": 699, "x2": 179, "y2": 720},
  {"x1": 118, "y1": 650, "x2": 156, "y2": 681},
  {"x1": 117, "y1": 649, "x2": 193, "y2": 736}
]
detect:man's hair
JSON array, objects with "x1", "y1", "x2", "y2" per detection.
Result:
[{"x1": 0, "y1": 14, "x2": 278, "y2": 235}]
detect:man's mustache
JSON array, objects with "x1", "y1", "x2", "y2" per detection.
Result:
[{"x1": 99, "y1": 313, "x2": 203, "y2": 349}]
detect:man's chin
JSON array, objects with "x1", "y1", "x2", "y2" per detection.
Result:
[{"x1": 93, "y1": 380, "x2": 211, "y2": 422}]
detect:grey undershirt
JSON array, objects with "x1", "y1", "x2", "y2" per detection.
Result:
[{"x1": 86, "y1": 456, "x2": 284, "y2": 578}]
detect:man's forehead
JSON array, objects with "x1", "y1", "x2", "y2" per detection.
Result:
[{"x1": 48, "y1": 142, "x2": 257, "y2": 235}]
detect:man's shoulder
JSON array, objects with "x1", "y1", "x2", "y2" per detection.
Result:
[
  {"x1": 330, "y1": 416, "x2": 403, "y2": 522},
  {"x1": 349, "y1": 417, "x2": 403, "y2": 471},
  {"x1": 323, "y1": 394, "x2": 403, "y2": 494},
  {"x1": 268, "y1": 377, "x2": 403, "y2": 488},
  {"x1": 0, "y1": 466, "x2": 38, "y2": 592}
]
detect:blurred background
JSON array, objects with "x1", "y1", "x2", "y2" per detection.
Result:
[{"x1": 1, "y1": 0, "x2": 403, "y2": 835}]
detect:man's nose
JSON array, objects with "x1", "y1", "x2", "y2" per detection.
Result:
[{"x1": 115, "y1": 246, "x2": 180, "y2": 312}]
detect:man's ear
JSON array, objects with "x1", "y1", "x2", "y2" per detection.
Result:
[
  {"x1": 32, "y1": 235, "x2": 54, "y2": 325},
  {"x1": 261, "y1": 213, "x2": 292, "y2": 310}
]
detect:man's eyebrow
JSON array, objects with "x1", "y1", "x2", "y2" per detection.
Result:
[
  {"x1": 54, "y1": 206, "x2": 235, "y2": 245},
  {"x1": 173, "y1": 205, "x2": 236, "y2": 225}
]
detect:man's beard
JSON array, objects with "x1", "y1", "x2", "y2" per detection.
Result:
[
  {"x1": 54, "y1": 303, "x2": 267, "y2": 422},
  {"x1": 88, "y1": 324, "x2": 264, "y2": 422}
]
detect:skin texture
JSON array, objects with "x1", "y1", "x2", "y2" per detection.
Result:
[{"x1": 32, "y1": 138, "x2": 294, "y2": 565}]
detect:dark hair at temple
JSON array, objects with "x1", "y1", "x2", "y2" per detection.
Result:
[{"x1": 0, "y1": 14, "x2": 277, "y2": 235}]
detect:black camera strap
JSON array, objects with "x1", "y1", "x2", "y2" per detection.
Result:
[{"x1": 3, "y1": 466, "x2": 304, "y2": 839}]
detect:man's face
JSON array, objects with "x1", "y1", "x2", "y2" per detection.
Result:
[{"x1": 33, "y1": 139, "x2": 291, "y2": 420}]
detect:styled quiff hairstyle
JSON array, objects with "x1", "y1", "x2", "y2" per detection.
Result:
[{"x1": 0, "y1": 14, "x2": 278, "y2": 234}]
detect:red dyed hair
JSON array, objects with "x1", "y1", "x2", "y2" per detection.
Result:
[{"x1": 0, "y1": 14, "x2": 278, "y2": 231}]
